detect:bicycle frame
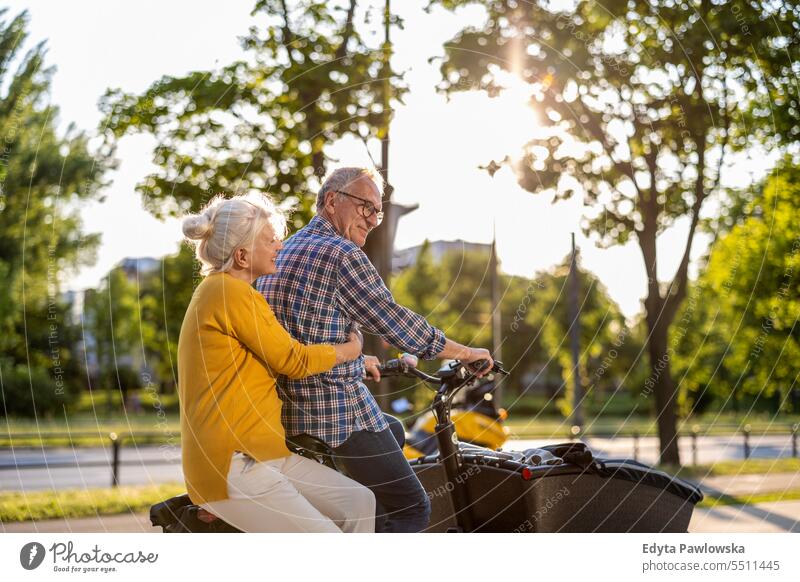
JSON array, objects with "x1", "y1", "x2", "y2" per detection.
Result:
[{"x1": 385, "y1": 358, "x2": 503, "y2": 531}]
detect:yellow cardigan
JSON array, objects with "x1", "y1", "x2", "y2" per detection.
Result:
[{"x1": 177, "y1": 272, "x2": 336, "y2": 504}]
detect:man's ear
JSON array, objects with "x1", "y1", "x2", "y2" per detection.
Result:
[{"x1": 323, "y1": 191, "x2": 337, "y2": 215}]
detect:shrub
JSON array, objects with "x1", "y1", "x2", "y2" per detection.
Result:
[{"x1": 0, "y1": 363, "x2": 77, "y2": 417}]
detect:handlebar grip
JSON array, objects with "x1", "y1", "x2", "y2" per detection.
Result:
[
  {"x1": 492, "y1": 360, "x2": 508, "y2": 375},
  {"x1": 377, "y1": 358, "x2": 406, "y2": 377},
  {"x1": 465, "y1": 359, "x2": 508, "y2": 376},
  {"x1": 377, "y1": 358, "x2": 441, "y2": 384},
  {"x1": 468, "y1": 359, "x2": 492, "y2": 373}
]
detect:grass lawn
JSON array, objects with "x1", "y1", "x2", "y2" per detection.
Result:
[
  {"x1": 698, "y1": 489, "x2": 800, "y2": 508},
  {"x1": 0, "y1": 483, "x2": 185, "y2": 522},
  {"x1": 666, "y1": 457, "x2": 800, "y2": 479},
  {"x1": 1, "y1": 411, "x2": 180, "y2": 447}
]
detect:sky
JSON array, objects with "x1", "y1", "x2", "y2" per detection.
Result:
[{"x1": 5, "y1": 0, "x2": 774, "y2": 318}]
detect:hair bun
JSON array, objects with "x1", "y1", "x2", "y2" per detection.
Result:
[{"x1": 182, "y1": 213, "x2": 213, "y2": 240}]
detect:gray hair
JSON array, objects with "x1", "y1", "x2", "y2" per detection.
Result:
[
  {"x1": 316, "y1": 167, "x2": 382, "y2": 211},
  {"x1": 182, "y1": 192, "x2": 287, "y2": 276}
]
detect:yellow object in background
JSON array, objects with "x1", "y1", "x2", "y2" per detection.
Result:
[{"x1": 403, "y1": 409, "x2": 509, "y2": 460}]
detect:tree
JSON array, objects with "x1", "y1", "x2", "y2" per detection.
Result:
[
  {"x1": 100, "y1": 1, "x2": 406, "y2": 408},
  {"x1": 525, "y1": 258, "x2": 638, "y2": 418},
  {"x1": 434, "y1": 0, "x2": 799, "y2": 464},
  {"x1": 393, "y1": 242, "x2": 544, "y2": 397},
  {"x1": 83, "y1": 268, "x2": 157, "y2": 414},
  {"x1": 394, "y1": 243, "x2": 493, "y2": 350},
  {"x1": 99, "y1": 0, "x2": 404, "y2": 227},
  {"x1": 675, "y1": 162, "x2": 800, "y2": 415},
  {"x1": 391, "y1": 240, "x2": 440, "y2": 318},
  {"x1": 144, "y1": 243, "x2": 200, "y2": 393},
  {"x1": 391, "y1": 243, "x2": 638, "y2": 415},
  {"x1": 393, "y1": 243, "x2": 514, "y2": 405},
  {"x1": 0, "y1": 10, "x2": 110, "y2": 415}
]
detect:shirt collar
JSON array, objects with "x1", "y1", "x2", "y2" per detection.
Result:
[{"x1": 308, "y1": 214, "x2": 342, "y2": 238}]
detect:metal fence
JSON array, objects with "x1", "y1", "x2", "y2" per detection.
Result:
[{"x1": 566, "y1": 423, "x2": 800, "y2": 466}]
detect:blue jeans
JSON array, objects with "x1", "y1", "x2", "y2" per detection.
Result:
[{"x1": 333, "y1": 417, "x2": 430, "y2": 533}]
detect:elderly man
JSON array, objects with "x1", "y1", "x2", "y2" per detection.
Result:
[{"x1": 256, "y1": 167, "x2": 492, "y2": 533}]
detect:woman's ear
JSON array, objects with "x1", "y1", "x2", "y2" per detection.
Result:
[{"x1": 233, "y1": 247, "x2": 249, "y2": 269}]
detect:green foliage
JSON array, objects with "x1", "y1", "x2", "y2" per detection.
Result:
[
  {"x1": 83, "y1": 268, "x2": 158, "y2": 409},
  {"x1": 391, "y1": 243, "x2": 494, "y2": 407},
  {"x1": 66, "y1": 245, "x2": 198, "y2": 413},
  {"x1": 523, "y1": 257, "x2": 642, "y2": 416},
  {"x1": 0, "y1": 10, "x2": 110, "y2": 416},
  {"x1": 697, "y1": 489, "x2": 800, "y2": 508},
  {"x1": 141, "y1": 243, "x2": 200, "y2": 391},
  {"x1": 436, "y1": 1, "x2": 797, "y2": 234},
  {"x1": 0, "y1": 363, "x2": 76, "y2": 417},
  {"x1": 393, "y1": 243, "x2": 490, "y2": 347},
  {"x1": 391, "y1": 244, "x2": 639, "y2": 415},
  {"x1": 433, "y1": 0, "x2": 800, "y2": 463},
  {"x1": 100, "y1": 0, "x2": 403, "y2": 226},
  {"x1": 675, "y1": 162, "x2": 800, "y2": 414}
]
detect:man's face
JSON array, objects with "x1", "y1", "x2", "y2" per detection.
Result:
[{"x1": 325, "y1": 175, "x2": 383, "y2": 247}]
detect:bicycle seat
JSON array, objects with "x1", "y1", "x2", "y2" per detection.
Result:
[
  {"x1": 287, "y1": 434, "x2": 338, "y2": 470},
  {"x1": 288, "y1": 433, "x2": 332, "y2": 454}
]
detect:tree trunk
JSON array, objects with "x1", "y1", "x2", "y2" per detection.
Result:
[
  {"x1": 362, "y1": 206, "x2": 391, "y2": 410},
  {"x1": 645, "y1": 312, "x2": 681, "y2": 466},
  {"x1": 312, "y1": 149, "x2": 325, "y2": 181},
  {"x1": 363, "y1": 0, "x2": 394, "y2": 411}
]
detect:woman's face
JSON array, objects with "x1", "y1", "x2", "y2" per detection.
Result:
[{"x1": 249, "y1": 222, "x2": 283, "y2": 278}]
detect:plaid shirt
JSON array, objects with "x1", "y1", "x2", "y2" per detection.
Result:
[{"x1": 256, "y1": 215, "x2": 446, "y2": 447}]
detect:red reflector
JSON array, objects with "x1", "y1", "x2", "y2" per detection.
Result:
[
  {"x1": 521, "y1": 467, "x2": 533, "y2": 480},
  {"x1": 197, "y1": 509, "x2": 218, "y2": 523}
]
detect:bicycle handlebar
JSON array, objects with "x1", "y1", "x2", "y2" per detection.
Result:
[
  {"x1": 377, "y1": 357, "x2": 507, "y2": 385},
  {"x1": 377, "y1": 358, "x2": 440, "y2": 383}
]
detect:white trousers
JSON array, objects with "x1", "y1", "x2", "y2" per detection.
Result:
[{"x1": 201, "y1": 452, "x2": 375, "y2": 533}]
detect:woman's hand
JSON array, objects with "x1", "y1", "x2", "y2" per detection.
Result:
[
  {"x1": 349, "y1": 324, "x2": 363, "y2": 348},
  {"x1": 334, "y1": 327, "x2": 363, "y2": 365}
]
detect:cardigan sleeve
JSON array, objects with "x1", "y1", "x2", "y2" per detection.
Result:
[{"x1": 226, "y1": 282, "x2": 337, "y2": 379}]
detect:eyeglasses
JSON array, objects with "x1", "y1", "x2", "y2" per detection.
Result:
[{"x1": 334, "y1": 190, "x2": 384, "y2": 224}]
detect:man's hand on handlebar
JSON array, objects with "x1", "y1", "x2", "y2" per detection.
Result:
[
  {"x1": 363, "y1": 355, "x2": 381, "y2": 382},
  {"x1": 460, "y1": 347, "x2": 494, "y2": 378}
]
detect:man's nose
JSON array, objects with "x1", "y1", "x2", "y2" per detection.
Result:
[{"x1": 366, "y1": 212, "x2": 379, "y2": 228}]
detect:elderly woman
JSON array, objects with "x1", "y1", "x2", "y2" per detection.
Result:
[{"x1": 178, "y1": 193, "x2": 375, "y2": 533}]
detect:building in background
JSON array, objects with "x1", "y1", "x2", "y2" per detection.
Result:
[{"x1": 392, "y1": 240, "x2": 491, "y2": 272}]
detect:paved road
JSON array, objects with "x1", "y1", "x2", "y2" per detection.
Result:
[
  {"x1": 511, "y1": 433, "x2": 796, "y2": 466},
  {"x1": 0, "y1": 434, "x2": 796, "y2": 491},
  {"x1": 690, "y1": 500, "x2": 800, "y2": 533},
  {"x1": 0, "y1": 445, "x2": 182, "y2": 491},
  {"x1": 1, "y1": 512, "x2": 158, "y2": 533}
]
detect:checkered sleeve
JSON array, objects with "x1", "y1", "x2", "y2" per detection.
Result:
[{"x1": 337, "y1": 248, "x2": 446, "y2": 359}]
